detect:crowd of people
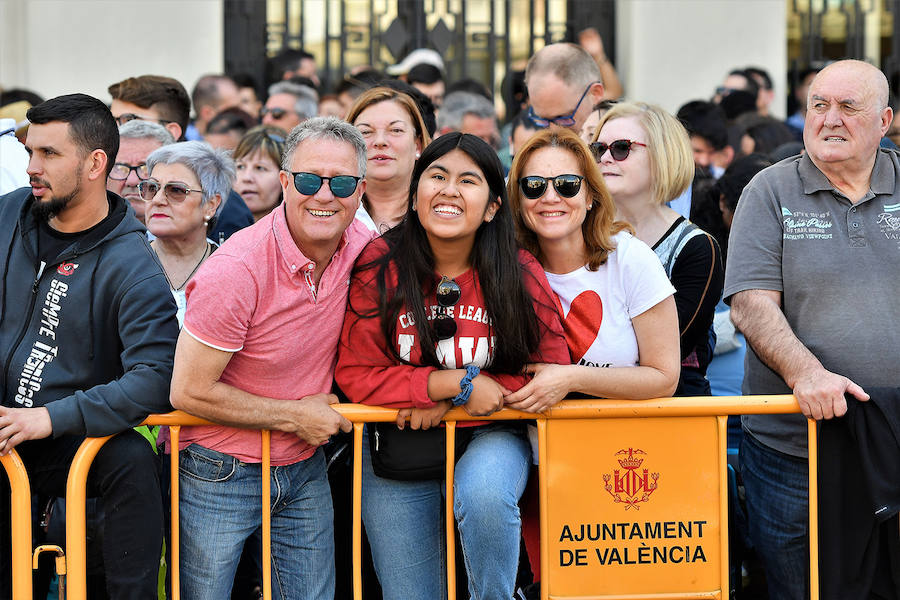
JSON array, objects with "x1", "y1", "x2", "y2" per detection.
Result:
[{"x1": 0, "y1": 30, "x2": 897, "y2": 600}]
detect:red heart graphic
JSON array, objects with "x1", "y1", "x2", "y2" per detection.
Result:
[{"x1": 562, "y1": 291, "x2": 603, "y2": 362}]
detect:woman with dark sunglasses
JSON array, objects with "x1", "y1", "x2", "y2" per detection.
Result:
[
  {"x1": 505, "y1": 127, "x2": 680, "y2": 408},
  {"x1": 141, "y1": 141, "x2": 233, "y2": 326},
  {"x1": 593, "y1": 102, "x2": 725, "y2": 395},
  {"x1": 335, "y1": 132, "x2": 568, "y2": 600}
]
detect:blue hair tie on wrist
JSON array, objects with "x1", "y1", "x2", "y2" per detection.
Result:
[{"x1": 452, "y1": 365, "x2": 481, "y2": 406}]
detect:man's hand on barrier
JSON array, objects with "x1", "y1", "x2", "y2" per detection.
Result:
[
  {"x1": 464, "y1": 375, "x2": 509, "y2": 417},
  {"x1": 290, "y1": 393, "x2": 352, "y2": 446},
  {"x1": 398, "y1": 400, "x2": 451, "y2": 430},
  {"x1": 504, "y1": 363, "x2": 570, "y2": 413},
  {"x1": 0, "y1": 406, "x2": 52, "y2": 455},
  {"x1": 791, "y1": 367, "x2": 869, "y2": 420}
]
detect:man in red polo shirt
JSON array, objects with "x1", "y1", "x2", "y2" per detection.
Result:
[{"x1": 169, "y1": 116, "x2": 372, "y2": 600}]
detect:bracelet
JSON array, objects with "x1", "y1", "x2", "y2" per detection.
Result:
[{"x1": 451, "y1": 365, "x2": 481, "y2": 406}]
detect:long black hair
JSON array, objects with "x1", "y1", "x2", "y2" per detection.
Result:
[{"x1": 354, "y1": 132, "x2": 544, "y2": 374}]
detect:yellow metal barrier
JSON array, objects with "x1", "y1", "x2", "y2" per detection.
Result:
[
  {"x1": 1, "y1": 449, "x2": 33, "y2": 599},
  {"x1": 54, "y1": 395, "x2": 818, "y2": 600}
]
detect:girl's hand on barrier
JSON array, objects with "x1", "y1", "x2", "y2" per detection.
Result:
[
  {"x1": 504, "y1": 363, "x2": 571, "y2": 413},
  {"x1": 398, "y1": 401, "x2": 451, "y2": 430},
  {"x1": 464, "y1": 375, "x2": 509, "y2": 417}
]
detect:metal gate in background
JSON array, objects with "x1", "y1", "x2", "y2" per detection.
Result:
[
  {"x1": 224, "y1": 0, "x2": 615, "y2": 115},
  {"x1": 788, "y1": 0, "x2": 900, "y2": 104}
]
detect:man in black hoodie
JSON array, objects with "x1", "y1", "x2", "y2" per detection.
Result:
[{"x1": 0, "y1": 94, "x2": 178, "y2": 599}]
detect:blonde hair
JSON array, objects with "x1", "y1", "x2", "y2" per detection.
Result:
[
  {"x1": 345, "y1": 86, "x2": 431, "y2": 148},
  {"x1": 508, "y1": 128, "x2": 631, "y2": 271},
  {"x1": 595, "y1": 102, "x2": 694, "y2": 205}
]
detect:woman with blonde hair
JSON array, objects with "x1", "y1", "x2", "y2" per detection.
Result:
[
  {"x1": 592, "y1": 101, "x2": 724, "y2": 395},
  {"x1": 346, "y1": 86, "x2": 431, "y2": 233}
]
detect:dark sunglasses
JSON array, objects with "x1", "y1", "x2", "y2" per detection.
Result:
[
  {"x1": 518, "y1": 174, "x2": 584, "y2": 200},
  {"x1": 433, "y1": 276, "x2": 462, "y2": 340},
  {"x1": 589, "y1": 139, "x2": 647, "y2": 162},
  {"x1": 108, "y1": 162, "x2": 149, "y2": 181},
  {"x1": 291, "y1": 172, "x2": 361, "y2": 198},
  {"x1": 138, "y1": 179, "x2": 203, "y2": 203},
  {"x1": 260, "y1": 107, "x2": 292, "y2": 120}
]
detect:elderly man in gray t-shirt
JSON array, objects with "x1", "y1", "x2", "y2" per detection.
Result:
[{"x1": 724, "y1": 59, "x2": 900, "y2": 600}]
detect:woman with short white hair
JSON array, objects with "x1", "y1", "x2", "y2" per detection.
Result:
[{"x1": 141, "y1": 141, "x2": 234, "y2": 325}]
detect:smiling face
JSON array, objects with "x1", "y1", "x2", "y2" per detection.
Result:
[
  {"x1": 353, "y1": 99, "x2": 422, "y2": 184},
  {"x1": 144, "y1": 162, "x2": 217, "y2": 240},
  {"x1": 415, "y1": 148, "x2": 497, "y2": 248},
  {"x1": 803, "y1": 61, "x2": 892, "y2": 174},
  {"x1": 278, "y1": 137, "x2": 365, "y2": 256},
  {"x1": 518, "y1": 146, "x2": 589, "y2": 249},
  {"x1": 594, "y1": 115, "x2": 652, "y2": 204},
  {"x1": 235, "y1": 149, "x2": 282, "y2": 221}
]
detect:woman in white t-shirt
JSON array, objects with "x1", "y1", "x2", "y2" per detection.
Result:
[{"x1": 505, "y1": 127, "x2": 680, "y2": 411}]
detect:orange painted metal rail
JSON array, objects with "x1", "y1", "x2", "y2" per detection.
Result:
[
  {"x1": 1, "y1": 449, "x2": 33, "y2": 599},
  {"x1": 14, "y1": 395, "x2": 819, "y2": 600}
]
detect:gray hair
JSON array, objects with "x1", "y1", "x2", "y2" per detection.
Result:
[
  {"x1": 146, "y1": 141, "x2": 235, "y2": 204},
  {"x1": 118, "y1": 120, "x2": 175, "y2": 146},
  {"x1": 436, "y1": 91, "x2": 497, "y2": 132},
  {"x1": 525, "y1": 43, "x2": 602, "y2": 91},
  {"x1": 282, "y1": 116, "x2": 367, "y2": 177},
  {"x1": 267, "y1": 81, "x2": 319, "y2": 120}
]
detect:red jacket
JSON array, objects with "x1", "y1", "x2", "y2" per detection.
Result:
[{"x1": 336, "y1": 240, "x2": 569, "y2": 409}]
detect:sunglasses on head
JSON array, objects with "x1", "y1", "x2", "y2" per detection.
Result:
[
  {"x1": 433, "y1": 276, "x2": 462, "y2": 340},
  {"x1": 589, "y1": 139, "x2": 647, "y2": 162},
  {"x1": 291, "y1": 172, "x2": 361, "y2": 198},
  {"x1": 138, "y1": 179, "x2": 203, "y2": 203},
  {"x1": 518, "y1": 174, "x2": 584, "y2": 200}
]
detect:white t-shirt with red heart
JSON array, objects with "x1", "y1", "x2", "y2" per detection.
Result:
[{"x1": 545, "y1": 232, "x2": 674, "y2": 368}]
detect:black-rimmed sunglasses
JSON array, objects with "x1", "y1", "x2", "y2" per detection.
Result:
[
  {"x1": 518, "y1": 174, "x2": 584, "y2": 200},
  {"x1": 291, "y1": 172, "x2": 361, "y2": 198},
  {"x1": 589, "y1": 139, "x2": 647, "y2": 162},
  {"x1": 433, "y1": 276, "x2": 462, "y2": 340}
]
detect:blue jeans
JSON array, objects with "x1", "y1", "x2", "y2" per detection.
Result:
[
  {"x1": 362, "y1": 423, "x2": 531, "y2": 600},
  {"x1": 740, "y1": 432, "x2": 809, "y2": 600},
  {"x1": 177, "y1": 444, "x2": 335, "y2": 600}
]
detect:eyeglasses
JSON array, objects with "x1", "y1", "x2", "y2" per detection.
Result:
[
  {"x1": 114, "y1": 113, "x2": 175, "y2": 126},
  {"x1": 138, "y1": 179, "x2": 204, "y2": 203},
  {"x1": 589, "y1": 140, "x2": 647, "y2": 162},
  {"x1": 433, "y1": 276, "x2": 462, "y2": 340},
  {"x1": 108, "y1": 162, "x2": 150, "y2": 181},
  {"x1": 526, "y1": 81, "x2": 600, "y2": 128},
  {"x1": 291, "y1": 172, "x2": 361, "y2": 198},
  {"x1": 260, "y1": 107, "x2": 293, "y2": 120},
  {"x1": 518, "y1": 174, "x2": 584, "y2": 200}
]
